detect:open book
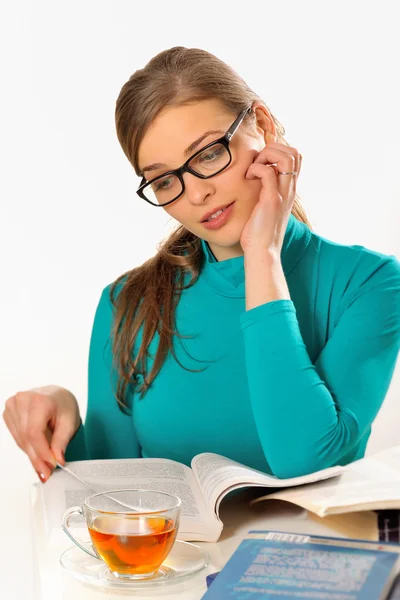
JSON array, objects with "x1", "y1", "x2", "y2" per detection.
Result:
[
  {"x1": 38, "y1": 445, "x2": 400, "y2": 543},
  {"x1": 250, "y1": 444, "x2": 400, "y2": 517}
]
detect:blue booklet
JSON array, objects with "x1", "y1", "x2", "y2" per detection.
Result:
[{"x1": 202, "y1": 530, "x2": 400, "y2": 599}]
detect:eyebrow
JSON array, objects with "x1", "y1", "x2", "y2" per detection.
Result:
[{"x1": 140, "y1": 129, "x2": 225, "y2": 175}]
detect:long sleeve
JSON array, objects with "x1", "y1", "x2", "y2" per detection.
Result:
[
  {"x1": 239, "y1": 256, "x2": 400, "y2": 479},
  {"x1": 65, "y1": 285, "x2": 142, "y2": 461}
]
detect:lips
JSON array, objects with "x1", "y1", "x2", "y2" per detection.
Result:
[
  {"x1": 201, "y1": 201, "x2": 235, "y2": 230},
  {"x1": 200, "y1": 202, "x2": 235, "y2": 222}
]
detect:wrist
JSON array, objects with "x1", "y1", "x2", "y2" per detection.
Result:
[
  {"x1": 244, "y1": 248, "x2": 289, "y2": 311},
  {"x1": 244, "y1": 246, "x2": 281, "y2": 267}
]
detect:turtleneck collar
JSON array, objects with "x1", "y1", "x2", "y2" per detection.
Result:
[{"x1": 199, "y1": 213, "x2": 312, "y2": 298}]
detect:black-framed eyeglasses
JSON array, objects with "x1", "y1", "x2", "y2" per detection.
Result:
[{"x1": 136, "y1": 106, "x2": 252, "y2": 207}]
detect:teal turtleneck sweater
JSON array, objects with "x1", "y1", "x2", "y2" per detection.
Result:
[{"x1": 66, "y1": 215, "x2": 400, "y2": 478}]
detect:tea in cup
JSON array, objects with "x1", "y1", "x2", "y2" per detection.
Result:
[{"x1": 62, "y1": 489, "x2": 181, "y2": 580}]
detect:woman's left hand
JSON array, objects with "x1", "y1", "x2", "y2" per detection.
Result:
[{"x1": 240, "y1": 142, "x2": 302, "y2": 256}]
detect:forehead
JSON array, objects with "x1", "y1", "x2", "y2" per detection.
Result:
[{"x1": 138, "y1": 99, "x2": 234, "y2": 171}]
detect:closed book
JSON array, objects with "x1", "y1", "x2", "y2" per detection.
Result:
[{"x1": 202, "y1": 530, "x2": 400, "y2": 599}]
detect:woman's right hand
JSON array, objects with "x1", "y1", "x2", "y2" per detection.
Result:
[{"x1": 2, "y1": 385, "x2": 81, "y2": 482}]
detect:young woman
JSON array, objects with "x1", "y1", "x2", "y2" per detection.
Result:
[{"x1": 4, "y1": 47, "x2": 400, "y2": 484}]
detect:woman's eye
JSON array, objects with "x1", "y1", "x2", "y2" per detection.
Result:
[
  {"x1": 199, "y1": 146, "x2": 224, "y2": 162},
  {"x1": 201, "y1": 151, "x2": 217, "y2": 161},
  {"x1": 156, "y1": 178, "x2": 171, "y2": 190}
]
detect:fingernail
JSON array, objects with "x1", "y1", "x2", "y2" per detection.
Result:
[{"x1": 37, "y1": 472, "x2": 46, "y2": 483}]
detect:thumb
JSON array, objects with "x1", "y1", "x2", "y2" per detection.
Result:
[{"x1": 50, "y1": 417, "x2": 78, "y2": 465}]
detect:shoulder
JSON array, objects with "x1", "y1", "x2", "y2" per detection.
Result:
[
  {"x1": 88, "y1": 278, "x2": 127, "y2": 338},
  {"x1": 97, "y1": 274, "x2": 129, "y2": 309},
  {"x1": 309, "y1": 229, "x2": 400, "y2": 294}
]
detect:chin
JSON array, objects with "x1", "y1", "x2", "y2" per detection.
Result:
[
  {"x1": 191, "y1": 212, "x2": 245, "y2": 248},
  {"x1": 205, "y1": 226, "x2": 243, "y2": 248}
]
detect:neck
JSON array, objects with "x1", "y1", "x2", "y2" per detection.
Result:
[
  {"x1": 206, "y1": 240, "x2": 244, "y2": 262},
  {"x1": 198, "y1": 215, "x2": 313, "y2": 299}
]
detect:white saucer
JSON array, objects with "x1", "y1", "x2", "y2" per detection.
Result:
[{"x1": 60, "y1": 539, "x2": 209, "y2": 590}]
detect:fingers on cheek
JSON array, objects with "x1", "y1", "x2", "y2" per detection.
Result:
[
  {"x1": 246, "y1": 163, "x2": 278, "y2": 180},
  {"x1": 261, "y1": 166, "x2": 280, "y2": 187}
]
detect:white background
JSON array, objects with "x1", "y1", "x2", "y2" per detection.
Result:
[{"x1": 1, "y1": 1, "x2": 399, "y2": 597}]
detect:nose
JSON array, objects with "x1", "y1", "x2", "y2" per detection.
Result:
[{"x1": 182, "y1": 172, "x2": 215, "y2": 206}]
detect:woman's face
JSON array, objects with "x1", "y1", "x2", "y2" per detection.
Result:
[{"x1": 138, "y1": 99, "x2": 274, "y2": 261}]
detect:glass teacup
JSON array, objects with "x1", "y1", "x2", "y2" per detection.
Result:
[{"x1": 62, "y1": 489, "x2": 181, "y2": 580}]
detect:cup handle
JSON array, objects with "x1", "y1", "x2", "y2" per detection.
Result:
[{"x1": 61, "y1": 505, "x2": 99, "y2": 560}]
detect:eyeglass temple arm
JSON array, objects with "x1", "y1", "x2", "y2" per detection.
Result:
[{"x1": 226, "y1": 107, "x2": 252, "y2": 141}]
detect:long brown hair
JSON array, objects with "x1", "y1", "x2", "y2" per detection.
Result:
[{"x1": 111, "y1": 46, "x2": 313, "y2": 412}]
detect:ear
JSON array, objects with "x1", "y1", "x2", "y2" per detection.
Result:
[{"x1": 251, "y1": 101, "x2": 277, "y2": 143}]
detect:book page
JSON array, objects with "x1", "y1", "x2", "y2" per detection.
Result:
[
  {"x1": 250, "y1": 444, "x2": 400, "y2": 517},
  {"x1": 191, "y1": 453, "x2": 345, "y2": 515},
  {"x1": 39, "y1": 457, "x2": 219, "y2": 542}
]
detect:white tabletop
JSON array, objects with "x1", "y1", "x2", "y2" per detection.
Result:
[{"x1": 28, "y1": 484, "x2": 379, "y2": 600}]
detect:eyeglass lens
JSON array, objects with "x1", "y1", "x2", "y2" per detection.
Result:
[{"x1": 142, "y1": 142, "x2": 230, "y2": 206}]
